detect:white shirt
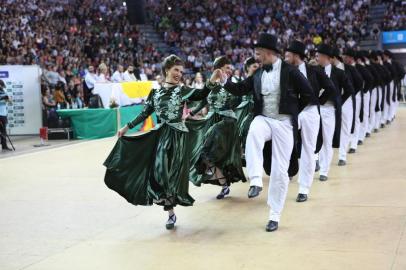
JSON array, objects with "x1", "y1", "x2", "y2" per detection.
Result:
[
  {"x1": 84, "y1": 72, "x2": 97, "y2": 89},
  {"x1": 323, "y1": 64, "x2": 335, "y2": 107},
  {"x1": 336, "y1": 61, "x2": 345, "y2": 71},
  {"x1": 111, "y1": 71, "x2": 124, "y2": 83},
  {"x1": 123, "y1": 70, "x2": 137, "y2": 82},
  {"x1": 298, "y1": 62, "x2": 307, "y2": 78},
  {"x1": 261, "y1": 58, "x2": 289, "y2": 120},
  {"x1": 97, "y1": 73, "x2": 109, "y2": 83},
  {"x1": 324, "y1": 64, "x2": 332, "y2": 78}
]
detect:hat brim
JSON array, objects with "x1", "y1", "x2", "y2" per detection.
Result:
[
  {"x1": 285, "y1": 48, "x2": 306, "y2": 58},
  {"x1": 316, "y1": 50, "x2": 334, "y2": 58},
  {"x1": 254, "y1": 43, "x2": 280, "y2": 54}
]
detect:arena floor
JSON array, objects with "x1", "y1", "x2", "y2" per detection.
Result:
[{"x1": 1, "y1": 107, "x2": 406, "y2": 270}]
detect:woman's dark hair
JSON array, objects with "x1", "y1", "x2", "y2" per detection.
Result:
[
  {"x1": 162, "y1": 54, "x2": 184, "y2": 77},
  {"x1": 244, "y1": 57, "x2": 257, "y2": 73},
  {"x1": 213, "y1": 56, "x2": 231, "y2": 70}
]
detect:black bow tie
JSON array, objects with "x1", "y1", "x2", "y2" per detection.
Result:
[{"x1": 263, "y1": 64, "x2": 273, "y2": 72}]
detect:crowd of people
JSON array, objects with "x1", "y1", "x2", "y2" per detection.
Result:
[
  {"x1": 148, "y1": 0, "x2": 373, "y2": 75},
  {"x1": 0, "y1": 0, "x2": 404, "y2": 129},
  {"x1": 381, "y1": 0, "x2": 405, "y2": 31}
]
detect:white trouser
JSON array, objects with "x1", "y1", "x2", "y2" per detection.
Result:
[
  {"x1": 298, "y1": 106, "x2": 320, "y2": 195},
  {"x1": 350, "y1": 92, "x2": 362, "y2": 149},
  {"x1": 388, "y1": 81, "x2": 396, "y2": 121},
  {"x1": 318, "y1": 104, "x2": 336, "y2": 177},
  {"x1": 375, "y1": 87, "x2": 382, "y2": 129},
  {"x1": 359, "y1": 91, "x2": 370, "y2": 142},
  {"x1": 382, "y1": 83, "x2": 391, "y2": 124},
  {"x1": 369, "y1": 88, "x2": 377, "y2": 133},
  {"x1": 246, "y1": 115, "x2": 293, "y2": 222},
  {"x1": 339, "y1": 98, "x2": 353, "y2": 161}
]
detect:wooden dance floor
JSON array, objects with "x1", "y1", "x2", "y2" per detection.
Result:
[{"x1": 1, "y1": 107, "x2": 406, "y2": 270}]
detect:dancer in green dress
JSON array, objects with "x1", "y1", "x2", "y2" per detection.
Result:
[
  {"x1": 104, "y1": 55, "x2": 218, "y2": 230},
  {"x1": 188, "y1": 56, "x2": 246, "y2": 200}
]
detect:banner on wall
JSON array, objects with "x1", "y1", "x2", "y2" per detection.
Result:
[
  {"x1": 382, "y1": 31, "x2": 406, "y2": 44},
  {"x1": 0, "y1": 65, "x2": 42, "y2": 135},
  {"x1": 94, "y1": 81, "x2": 159, "y2": 109}
]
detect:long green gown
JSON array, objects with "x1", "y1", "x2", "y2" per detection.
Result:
[
  {"x1": 187, "y1": 84, "x2": 246, "y2": 187},
  {"x1": 104, "y1": 85, "x2": 209, "y2": 209}
]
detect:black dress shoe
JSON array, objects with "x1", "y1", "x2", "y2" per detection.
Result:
[
  {"x1": 380, "y1": 124, "x2": 385, "y2": 128},
  {"x1": 315, "y1": 160, "x2": 320, "y2": 172},
  {"x1": 296, "y1": 193, "x2": 308, "y2": 202},
  {"x1": 357, "y1": 140, "x2": 363, "y2": 145},
  {"x1": 2, "y1": 147, "x2": 12, "y2": 151},
  {"x1": 366, "y1": 133, "x2": 371, "y2": 137},
  {"x1": 248, "y1": 186, "x2": 262, "y2": 198},
  {"x1": 338, "y1": 160, "x2": 346, "y2": 166},
  {"x1": 374, "y1": 129, "x2": 379, "y2": 133},
  {"x1": 386, "y1": 120, "x2": 391, "y2": 125},
  {"x1": 265, "y1": 220, "x2": 278, "y2": 232},
  {"x1": 348, "y1": 148, "x2": 356, "y2": 154},
  {"x1": 319, "y1": 175, "x2": 328, "y2": 181}
]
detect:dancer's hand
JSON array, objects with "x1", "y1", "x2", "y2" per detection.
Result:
[
  {"x1": 210, "y1": 69, "x2": 223, "y2": 83},
  {"x1": 248, "y1": 65, "x2": 259, "y2": 77},
  {"x1": 117, "y1": 126, "x2": 129, "y2": 137}
]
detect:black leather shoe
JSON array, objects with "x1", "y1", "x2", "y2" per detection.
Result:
[
  {"x1": 380, "y1": 124, "x2": 385, "y2": 128},
  {"x1": 265, "y1": 220, "x2": 278, "y2": 232},
  {"x1": 296, "y1": 193, "x2": 308, "y2": 202},
  {"x1": 338, "y1": 160, "x2": 346, "y2": 166},
  {"x1": 386, "y1": 120, "x2": 390, "y2": 125},
  {"x1": 357, "y1": 140, "x2": 363, "y2": 145},
  {"x1": 374, "y1": 129, "x2": 379, "y2": 133},
  {"x1": 2, "y1": 147, "x2": 12, "y2": 151},
  {"x1": 348, "y1": 148, "x2": 356, "y2": 154},
  {"x1": 248, "y1": 186, "x2": 262, "y2": 198},
  {"x1": 319, "y1": 175, "x2": 328, "y2": 181},
  {"x1": 366, "y1": 133, "x2": 371, "y2": 137},
  {"x1": 315, "y1": 160, "x2": 320, "y2": 172}
]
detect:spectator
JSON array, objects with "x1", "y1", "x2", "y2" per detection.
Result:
[
  {"x1": 123, "y1": 65, "x2": 137, "y2": 81},
  {"x1": 111, "y1": 65, "x2": 125, "y2": 83},
  {"x1": 84, "y1": 66, "x2": 97, "y2": 105},
  {"x1": 97, "y1": 63, "x2": 110, "y2": 83}
]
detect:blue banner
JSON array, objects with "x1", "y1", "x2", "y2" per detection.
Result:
[{"x1": 382, "y1": 31, "x2": 406, "y2": 44}]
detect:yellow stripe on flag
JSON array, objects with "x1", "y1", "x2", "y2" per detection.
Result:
[
  {"x1": 141, "y1": 116, "x2": 154, "y2": 131},
  {"x1": 121, "y1": 81, "x2": 153, "y2": 98}
]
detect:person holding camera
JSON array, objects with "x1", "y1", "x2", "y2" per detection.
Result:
[{"x1": 0, "y1": 80, "x2": 12, "y2": 151}]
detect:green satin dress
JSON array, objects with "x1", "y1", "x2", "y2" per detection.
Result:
[
  {"x1": 104, "y1": 85, "x2": 209, "y2": 209},
  {"x1": 187, "y1": 84, "x2": 246, "y2": 187}
]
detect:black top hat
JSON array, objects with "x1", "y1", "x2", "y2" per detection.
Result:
[
  {"x1": 383, "y1": 50, "x2": 393, "y2": 58},
  {"x1": 332, "y1": 47, "x2": 341, "y2": 58},
  {"x1": 354, "y1": 50, "x2": 364, "y2": 61},
  {"x1": 316, "y1": 44, "x2": 334, "y2": 58},
  {"x1": 254, "y1": 33, "x2": 280, "y2": 53},
  {"x1": 286, "y1": 40, "x2": 306, "y2": 58},
  {"x1": 343, "y1": 48, "x2": 356, "y2": 58},
  {"x1": 369, "y1": 51, "x2": 378, "y2": 60}
]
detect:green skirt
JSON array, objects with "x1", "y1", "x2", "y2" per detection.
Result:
[
  {"x1": 104, "y1": 125, "x2": 195, "y2": 209},
  {"x1": 187, "y1": 114, "x2": 246, "y2": 186}
]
